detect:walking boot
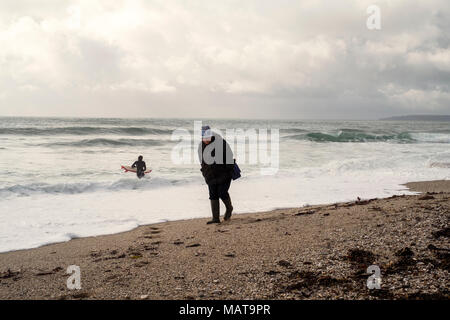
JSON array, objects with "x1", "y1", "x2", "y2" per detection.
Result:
[
  {"x1": 223, "y1": 197, "x2": 233, "y2": 221},
  {"x1": 206, "y1": 199, "x2": 221, "y2": 224}
]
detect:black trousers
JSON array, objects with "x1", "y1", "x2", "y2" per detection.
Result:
[{"x1": 208, "y1": 179, "x2": 231, "y2": 201}]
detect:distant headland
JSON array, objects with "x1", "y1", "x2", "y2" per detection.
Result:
[{"x1": 380, "y1": 115, "x2": 450, "y2": 121}]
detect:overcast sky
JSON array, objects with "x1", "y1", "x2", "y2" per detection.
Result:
[{"x1": 0, "y1": 0, "x2": 449, "y2": 119}]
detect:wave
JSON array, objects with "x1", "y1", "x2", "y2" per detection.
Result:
[
  {"x1": 429, "y1": 162, "x2": 450, "y2": 168},
  {"x1": 410, "y1": 133, "x2": 450, "y2": 144},
  {"x1": 0, "y1": 126, "x2": 173, "y2": 136},
  {"x1": 41, "y1": 138, "x2": 164, "y2": 147},
  {"x1": 281, "y1": 128, "x2": 308, "y2": 134},
  {"x1": 0, "y1": 177, "x2": 185, "y2": 197},
  {"x1": 285, "y1": 130, "x2": 415, "y2": 143}
]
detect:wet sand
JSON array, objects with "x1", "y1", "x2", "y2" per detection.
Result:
[
  {"x1": 405, "y1": 180, "x2": 450, "y2": 193},
  {"x1": 0, "y1": 180, "x2": 449, "y2": 300}
]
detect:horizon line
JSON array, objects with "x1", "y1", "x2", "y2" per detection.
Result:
[{"x1": 0, "y1": 114, "x2": 449, "y2": 121}]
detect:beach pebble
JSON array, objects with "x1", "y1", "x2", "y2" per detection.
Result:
[{"x1": 278, "y1": 260, "x2": 292, "y2": 268}]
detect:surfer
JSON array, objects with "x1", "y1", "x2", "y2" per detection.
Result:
[
  {"x1": 132, "y1": 155, "x2": 147, "y2": 179},
  {"x1": 198, "y1": 126, "x2": 234, "y2": 224}
]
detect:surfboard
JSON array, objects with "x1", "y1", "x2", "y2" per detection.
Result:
[{"x1": 121, "y1": 165, "x2": 152, "y2": 174}]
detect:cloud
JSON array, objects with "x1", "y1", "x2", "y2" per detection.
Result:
[
  {"x1": 380, "y1": 84, "x2": 450, "y2": 111},
  {"x1": 407, "y1": 49, "x2": 450, "y2": 72},
  {"x1": 0, "y1": 0, "x2": 449, "y2": 118}
]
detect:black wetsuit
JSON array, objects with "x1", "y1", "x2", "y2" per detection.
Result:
[{"x1": 132, "y1": 160, "x2": 146, "y2": 179}]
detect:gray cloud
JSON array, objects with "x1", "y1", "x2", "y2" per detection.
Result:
[{"x1": 0, "y1": 0, "x2": 449, "y2": 119}]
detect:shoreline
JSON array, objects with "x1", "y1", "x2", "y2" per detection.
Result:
[
  {"x1": 0, "y1": 180, "x2": 449, "y2": 299},
  {"x1": 0, "y1": 179, "x2": 436, "y2": 255}
]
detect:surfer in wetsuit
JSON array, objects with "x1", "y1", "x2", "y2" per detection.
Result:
[{"x1": 132, "y1": 155, "x2": 146, "y2": 179}]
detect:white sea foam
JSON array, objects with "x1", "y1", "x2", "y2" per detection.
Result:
[{"x1": 410, "y1": 132, "x2": 450, "y2": 143}]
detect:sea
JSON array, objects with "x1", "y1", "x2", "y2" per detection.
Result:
[{"x1": 0, "y1": 117, "x2": 449, "y2": 252}]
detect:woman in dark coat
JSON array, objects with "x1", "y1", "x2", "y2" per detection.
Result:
[{"x1": 198, "y1": 126, "x2": 234, "y2": 224}]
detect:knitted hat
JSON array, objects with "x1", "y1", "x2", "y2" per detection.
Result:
[{"x1": 201, "y1": 125, "x2": 212, "y2": 139}]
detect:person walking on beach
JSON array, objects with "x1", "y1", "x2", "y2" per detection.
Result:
[
  {"x1": 198, "y1": 126, "x2": 234, "y2": 224},
  {"x1": 132, "y1": 155, "x2": 146, "y2": 179}
]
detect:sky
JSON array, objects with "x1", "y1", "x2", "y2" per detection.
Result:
[{"x1": 0, "y1": 0, "x2": 449, "y2": 119}]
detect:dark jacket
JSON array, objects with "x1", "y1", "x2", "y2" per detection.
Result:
[{"x1": 198, "y1": 134, "x2": 234, "y2": 185}]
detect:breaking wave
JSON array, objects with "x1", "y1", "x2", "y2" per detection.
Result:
[
  {"x1": 40, "y1": 138, "x2": 165, "y2": 147},
  {"x1": 0, "y1": 126, "x2": 172, "y2": 136},
  {"x1": 0, "y1": 177, "x2": 186, "y2": 197},
  {"x1": 285, "y1": 130, "x2": 415, "y2": 143}
]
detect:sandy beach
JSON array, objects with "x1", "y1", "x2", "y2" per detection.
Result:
[{"x1": 0, "y1": 180, "x2": 448, "y2": 300}]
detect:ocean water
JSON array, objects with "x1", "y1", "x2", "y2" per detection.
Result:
[{"x1": 0, "y1": 117, "x2": 449, "y2": 252}]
